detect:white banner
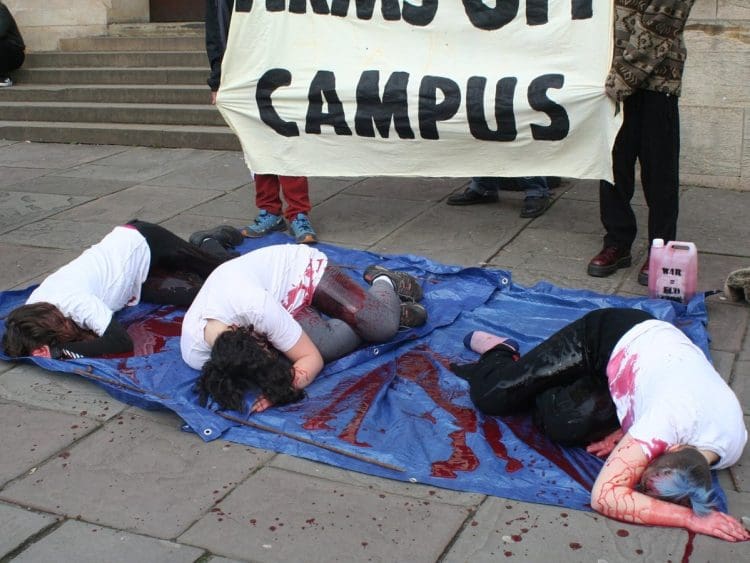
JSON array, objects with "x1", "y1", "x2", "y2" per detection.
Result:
[{"x1": 217, "y1": 1, "x2": 620, "y2": 181}]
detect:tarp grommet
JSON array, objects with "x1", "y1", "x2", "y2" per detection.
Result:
[{"x1": 203, "y1": 428, "x2": 213, "y2": 436}]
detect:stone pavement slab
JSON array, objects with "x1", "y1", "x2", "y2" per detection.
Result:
[
  {"x1": 347, "y1": 176, "x2": 467, "y2": 201},
  {"x1": 0, "y1": 142, "x2": 126, "y2": 169},
  {"x1": 308, "y1": 176, "x2": 363, "y2": 203},
  {"x1": 53, "y1": 185, "x2": 220, "y2": 225},
  {"x1": 0, "y1": 244, "x2": 76, "y2": 289},
  {"x1": 0, "y1": 219, "x2": 116, "y2": 250},
  {"x1": 0, "y1": 502, "x2": 58, "y2": 559},
  {"x1": 680, "y1": 186, "x2": 750, "y2": 256},
  {"x1": 0, "y1": 167, "x2": 49, "y2": 189},
  {"x1": 179, "y1": 466, "x2": 472, "y2": 562},
  {"x1": 188, "y1": 189, "x2": 255, "y2": 221},
  {"x1": 0, "y1": 408, "x2": 274, "y2": 538},
  {"x1": 144, "y1": 151, "x2": 251, "y2": 191},
  {"x1": 0, "y1": 191, "x2": 93, "y2": 234},
  {"x1": 0, "y1": 402, "x2": 98, "y2": 487},
  {"x1": 11, "y1": 520, "x2": 204, "y2": 563},
  {"x1": 0, "y1": 364, "x2": 127, "y2": 422},
  {"x1": 2, "y1": 174, "x2": 135, "y2": 197}
]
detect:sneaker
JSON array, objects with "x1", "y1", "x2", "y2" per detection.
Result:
[
  {"x1": 400, "y1": 302, "x2": 427, "y2": 328},
  {"x1": 189, "y1": 225, "x2": 243, "y2": 249},
  {"x1": 520, "y1": 195, "x2": 552, "y2": 218},
  {"x1": 0, "y1": 77, "x2": 12, "y2": 88},
  {"x1": 241, "y1": 210, "x2": 286, "y2": 238},
  {"x1": 289, "y1": 213, "x2": 317, "y2": 244},
  {"x1": 363, "y1": 265, "x2": 423, "y2": 302}
]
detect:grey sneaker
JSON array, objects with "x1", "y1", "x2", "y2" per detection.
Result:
[
  {"x1": 241, "y1": 210, "x2": 286, "y2": 238},
  {"x1": 364, "y1": 265, "x2": 423, "y2": 302},
  {"x1": 0, "y1": 77, "x2": 12, "y2": 88},
  {"x1": 400, "y1": 302, "x2": 427, "y2": 328},
  {"x1": 289, "y1": 213, "x2": 317, "y2": 244}
]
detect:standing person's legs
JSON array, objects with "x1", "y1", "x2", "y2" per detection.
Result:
[
  {"x1": 0, "y1": 39, "x2": 24, "y2": 81},
  {"x1": 640, "y1": 92, "x2": 680, "y2": 245},
  {"x1": 588, "y1": 92, "x2": 642, "y2": 277},
  {"x1": 243, "y1": 174, "x2": 287, "y2": 237},
  {"x1": 311, "y1": 266, "x2": 401, "y2": 343},
  {"x1": 446, "y1": 177, "x2": 500, "y2": 205},
  {"x1": 520, "y1": 176, "x2": 552, "y2": 218},
  {"x1": 280, "y1": 176, "x2": 318, "y2": 243}
]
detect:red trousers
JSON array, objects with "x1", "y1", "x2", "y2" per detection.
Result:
[{"x1": 254, "y1": 174, "x2": 311, "y2": 220}]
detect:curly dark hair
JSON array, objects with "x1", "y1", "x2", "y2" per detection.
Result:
[
  {"x1": 3, "y1": 302, "x2": 95, "y2": 357},
  {"x1": 194, "y1": 325, "x2": 303, "y2": 412}
]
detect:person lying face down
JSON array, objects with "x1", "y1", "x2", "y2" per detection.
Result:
[
  {"x1": 2, "y1": 221, "x2": 238, "y2": 360},
  {"x1": 181, "y1": 244, "x2": 427, "y2": 413},
  {"x1": 451, "y1": 307, "x2": 749, "y2": 541}
]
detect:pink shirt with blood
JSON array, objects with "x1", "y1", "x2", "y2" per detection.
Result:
[{"x1": 605, "y1": 320, "x2": 746, "y2": 469}]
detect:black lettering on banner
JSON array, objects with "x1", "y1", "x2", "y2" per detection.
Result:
[
  {"x1": 329, "y1": 0, "x2": 400, "y2": 20},
  {"x1": 355, "y1": 71, "x2": 415, "y2": 139},
  {"x1": 466, "y1": 76, "x2": 517, "y2": 141},
  {"x1": 306, "y1": 70, "x2": 354, "y2": 135},
  {"x1": 526, "y1": 0, "x2": 548, "y2": 26},
  {"x1": 418, "y1": 76, "x2": 461, "y2": 140},
  {"x1": 265, "y1": 0, "x2": 284, "y2": 12},
  {"x1": 289, "y1": 0, "x2": 331, "y2": 14},
  {"x1": 462, "y1": 0, "x2": 519, "y2": 31},
  {"x1": 403, "y1": 0, "x2": 438, "y2": 26},
  {"x1": 235, "y1": 0, "x2": 252, "y2": 11},
  {"x1": 257, "y1": 68, "x2": 300, "y2": 137},
  {"x1": 528, "y1": 74, "x2": 568, "y2": 141},
  {"x1": 572, "y1": 0, "x2": 593, "y2": 20}
]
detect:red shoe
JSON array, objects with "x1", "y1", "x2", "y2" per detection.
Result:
[{"x1": 587, "y1": 246, "x2": 632, "y2": 277}]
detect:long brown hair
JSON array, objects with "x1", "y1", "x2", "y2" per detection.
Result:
[{"x1": 2, "y1": 302, "x2": 96, "y2": 357}]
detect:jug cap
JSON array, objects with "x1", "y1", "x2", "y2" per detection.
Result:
[{"x1": 651, "y1": 238, "x2": 665, "y2": 248}]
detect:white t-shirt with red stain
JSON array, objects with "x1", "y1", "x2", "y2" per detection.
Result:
[
  {"x1": 607, "y1": 319, "x2": 747, "y2": 469},
  {"x1": 180, "y1": 244, "x2": 328, "y2": 370},
  {"x1": 27, "y1": 226, "x2": 150, "y2": 336}
]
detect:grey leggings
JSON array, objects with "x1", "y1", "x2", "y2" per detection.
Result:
[{"x1": 295, "y1": 266, "x2": 401, "y2": 362}]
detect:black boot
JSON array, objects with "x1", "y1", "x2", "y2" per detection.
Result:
[{"x1": 469, "y1": 317, "x2": 590, "y2": 415}]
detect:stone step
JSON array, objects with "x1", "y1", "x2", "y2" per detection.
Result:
[
  {"x1": 0, "y1": 84, "x2": 209, "y2": 105},
  {"x1": 25, "y1": 51, "x2": 207, "y2": 68},
  {"x1": 106, "y1": 22, "x2": 204, "y2": 37},
  {"x1": 0, "y1": 101, "x2": 226, "y2": 127},
  {"x1": 13, "y1": 67, "x2": 207, "y2": 85},
  {"x1": 0, "y1": 121, "x2": 241, "y2": 150},
  {"x1": 59, "y1": 35, "x2": 206, "y2": 52}
]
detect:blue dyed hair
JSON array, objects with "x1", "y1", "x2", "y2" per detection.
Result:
[
  {"x1": 643, "y1": 447, "x2": 719, "y2": 516},
  {"x1": 649, "y1": 470, "x2": 718, "y2": 516}
]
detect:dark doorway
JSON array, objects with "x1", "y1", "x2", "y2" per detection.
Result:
[{"x1": 150, "y1": 0, "x2": 205, "y2": 22}]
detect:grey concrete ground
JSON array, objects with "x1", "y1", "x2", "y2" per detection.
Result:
[{"x1": 0, "y1": 140, "x2": 748, "y2": 562}]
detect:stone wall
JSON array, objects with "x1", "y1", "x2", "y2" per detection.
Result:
[
  {"x1": 4, "y1": 0, "x2": 148, "y2": 51},
  {"x1": 4, "y1": 0, "x2": 748, "y2": 189}
]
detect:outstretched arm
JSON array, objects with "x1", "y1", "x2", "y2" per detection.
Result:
[{"x1": 591, "y1": 434, "x2": 750, "y2": 541}]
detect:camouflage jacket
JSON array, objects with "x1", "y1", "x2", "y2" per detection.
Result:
[{"x1": 606, "y1": 0, "x2": 695, "y2": 101}]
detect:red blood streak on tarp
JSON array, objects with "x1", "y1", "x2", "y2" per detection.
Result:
[
  {"x1": 302, "y1": 363, "x2": 394, "y2": 442},
  {"x1": 482, "y1": 417, "x2": 523, "y2": 473},
  {"x1": 116, "y1": 360, "x2": 139, "y2": 383},
  {"x1": 502, "y1": 414, "x2": 593, "y2": 491},
  {"x1": 125, "y1": 314, "x2": 183, "y2": 356},
  {"x1": 682, "y1": 531, "x2": 695, "y2": 563},
  {"x1": 396, "y1": 347, "x2": 479, "y2": 478}
]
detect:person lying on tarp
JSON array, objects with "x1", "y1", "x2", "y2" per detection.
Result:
[
  {"x1": 2, "y1": 222, "x2": 242, "y2": 359},
  {"x1": 180, "y1": 244, "x2": 427, "y2": 413},
  {"x1": 450, "y1": 307, "x2": 749, "y2": 542}
]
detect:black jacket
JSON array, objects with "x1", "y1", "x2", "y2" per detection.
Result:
[
  {"x1": 205, "y1": 0, "x2": 233, "y2": 91},
  {"x1": 0, "y1": 2, "x2": 25, "y2": 50}
]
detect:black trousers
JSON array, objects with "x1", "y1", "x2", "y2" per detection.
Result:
[
  {"x1": 0, "y1": 39, "x2": 24, "y2": 75},
  {"x1": 461, "y1": 308, "x2": 654, "y2": 445},
  {"x1": 128, "y1": 220, "x2": 226, "y2": 306},
  {"x1": 600, "y1": 90, "x2": 680, "y2": 250}
]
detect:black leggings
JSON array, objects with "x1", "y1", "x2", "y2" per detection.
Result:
[
  {"x1": 128, "y1": 220, "x2": 226, "y2": 307},
  {"x1": 0, "y1": 39, "x2": 24, "y2": 75},
  {"x1": 463, "y1": 308, "x2": 654, "y2": 445},
  {"x1": 294, "y1": 265, "x2": 401, "y2": 362}
]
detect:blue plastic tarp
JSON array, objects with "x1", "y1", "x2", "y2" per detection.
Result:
[{"x1": 0, "y1": 234, "x2": 717, "y2": 511}]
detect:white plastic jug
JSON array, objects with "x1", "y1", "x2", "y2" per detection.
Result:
[{"x1": 648, "y1": 239, "x2": 698, "y2": 303}]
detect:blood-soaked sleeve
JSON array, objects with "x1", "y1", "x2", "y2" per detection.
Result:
[{"x1": 590, "y1": 434, "x2": 693, "y2": 529}]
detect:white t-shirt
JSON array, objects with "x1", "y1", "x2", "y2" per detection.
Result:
[
  {"x1": 27, "y1": 226, "x2": 151, "y2": 336},
  {"x1": 607, "y1": 319, "x2": 747, "y2": 469},
  {"x1": 180, "y1": 244, "x2": 328, "y2": 370}
]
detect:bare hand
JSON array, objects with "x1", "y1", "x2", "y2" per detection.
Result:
[
  {"x1": 250, "y1": 394, "x2": 272, "y2": 413},
  {"x1": 209, "y1": 91, "x2": 218, "y2": 105},
  {"x1": 688, "y1": 511, "x2": 750, "y2": 542},
  {"x1": 587, "y1": 428, "x2": 625, "y2": 458}
]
